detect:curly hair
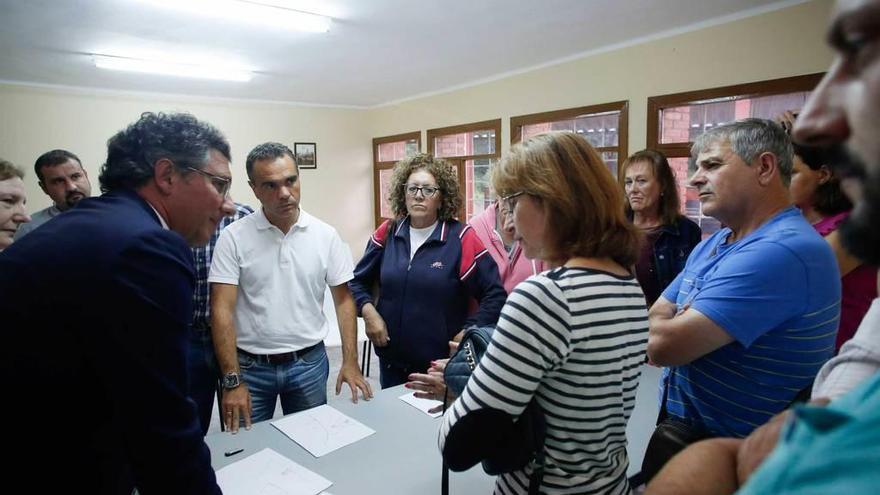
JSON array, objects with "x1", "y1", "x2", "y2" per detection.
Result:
[
  {"x1": 387, "y1": 153, "x2": 461, "y2": 221},
  {"x1": 98, "y1": 112, "x2": 230, "y2": 193}
]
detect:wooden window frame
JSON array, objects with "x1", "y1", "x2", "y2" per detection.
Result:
[
  {"x1": 646, "y1": 73, "x2": 825, "y2": 158},
  {"x1": 372, "y1": 131, "x2": 421, "y2": 228},
  {"x1": 645, "y1": 73, "x2": 825, "y2": 236},
  {"x1": 426, "y1": 119, "x2": 502, "y2": 219},
  {"x1": 510, "y1": 100, "x2": 629, "y2": 179}
]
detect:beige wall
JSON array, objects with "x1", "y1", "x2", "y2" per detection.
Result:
[
  {"x1": 0, "y1": 85, "x2": 373, "y2": 253},
  {"x1": 0, "y1": 0, "x2": 834, "y2": 253},
  {"x1": 368, "y1": 0, "x2": 835, "y2": 157}
]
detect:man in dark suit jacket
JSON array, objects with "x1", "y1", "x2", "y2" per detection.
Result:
[{"x1": 0, "y1": 112, "x2": 235, "y2": 494}]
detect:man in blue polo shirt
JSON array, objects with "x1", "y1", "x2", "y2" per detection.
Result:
[
  {"x1": 645, "y1": 3, "x2": 880, "y2": 492},
  {"x1": 645, "y1": 119, "x2": 840, "y2": 462}
]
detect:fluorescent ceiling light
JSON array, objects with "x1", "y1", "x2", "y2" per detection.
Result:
[
  {"x1": 138, "y1": 0, "x2": 331, "y2": 32},
  {"x1": 93, "y1": 55, "x2": 252, "y2": 82}
]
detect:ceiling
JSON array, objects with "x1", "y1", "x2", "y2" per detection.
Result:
[{"x1": 0, "y1": 0, "x2": 800, "y2": 108}]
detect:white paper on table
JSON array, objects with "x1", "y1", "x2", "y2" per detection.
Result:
[
  {"x1": 271, "y1": 404, "x2": 375, "y2": 457},
  {"x1": 399, "y1": 391, "x2": 443, "y2": 418},
  {"x1": 216, "y1": 447, "x2": 332, "y2": 495}
]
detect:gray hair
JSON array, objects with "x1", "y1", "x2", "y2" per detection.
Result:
[
  {"x1": 99, "y1": 112, "x2": 230, "y2": 193},
  {"x1": 691, "y1": 118, "x2": 793, "y2": 185},
  {"x1": 0, "y1": 159, "x2": 25, "y2": 181}
]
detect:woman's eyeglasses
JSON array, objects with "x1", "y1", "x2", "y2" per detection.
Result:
[
  {"x1": 500, "y1": 191, "x2": 526, "y2": 212},
  {"x1": 404, "y1": 184, "x2": 439, "y2": 198}
]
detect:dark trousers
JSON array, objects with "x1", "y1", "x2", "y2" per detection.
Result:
[{"x1": 187, "y1": 327, "x2": 220, "y2": 436}]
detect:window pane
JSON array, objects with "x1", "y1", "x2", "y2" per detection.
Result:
[
  {"x1": 670, "y1": 156, "x2": 722, "y2": 238},
  {"x1": 434, "y1": 129, "x2": 496, "y2": 158},
  {"x1": 379, "y1": 168, "x2": 394, "y2": 220},
  {"x1": 576, "y1": 112, "x2": 619, "y2": 148},
  {"x1": 660, "y1": 91, "x2": 811, "y2": 144},
  {"x1": 602, "y1": 151, "x2": 618, "y2": 178},
  {"x1": 520, "y1": 111, "x2": 619, "y2": 147},
  {"x1": 464, "y1": 158, "x2": 496, "y2": 221},
  {"x1": 377, "y1": 138, "x2": 419, "y2": 162}
]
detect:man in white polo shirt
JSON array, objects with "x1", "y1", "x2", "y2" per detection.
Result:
[{"x1": 210, "y1": 142, "x2": 372, "y2": 432}]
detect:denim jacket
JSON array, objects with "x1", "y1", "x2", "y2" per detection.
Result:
[{"x1": 653, "y1": 216, "x2": 702, "y2": 291}]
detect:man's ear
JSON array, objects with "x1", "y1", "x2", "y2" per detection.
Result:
[
  {"x1": 38, "y1": 181, "x2": 48, "y2": 195},
  {"x1": 153, "y1": 158, "x2": 176, "y2": 195},
  {"x1": 756, "y1": 152, "x2": 779, "y2": 186},
  {"x1": 817, "y1": 165, "x2": 833, "y2": 185}
]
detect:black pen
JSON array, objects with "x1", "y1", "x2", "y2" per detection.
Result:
[{"x1": 224, "y1": 448, "x2": 244, "y2": 457}]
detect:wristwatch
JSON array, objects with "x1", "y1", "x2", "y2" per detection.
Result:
[{"x1": 221, "y1": 371, "x2": 242, "y2": 390}]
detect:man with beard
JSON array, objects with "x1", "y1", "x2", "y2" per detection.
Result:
[
  {"x1": 646, "y1": 1, "x2": 880, "y2": 493},
  {"x1": 14, "y1": 149, "x2": 91, "y2": 239}
]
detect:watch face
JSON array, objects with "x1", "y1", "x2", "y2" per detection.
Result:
[{"x1": 223, "y1": 373, "x2": 240, "y2": 389}]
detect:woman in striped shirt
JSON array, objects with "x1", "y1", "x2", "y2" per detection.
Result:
[{"x1": 440, "y1": 132, "x2": 649, "y2": 494}]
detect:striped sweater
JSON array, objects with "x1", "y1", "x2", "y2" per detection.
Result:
[{"x1": 440, "y1": 267, "x2": 649, "y2": 494}]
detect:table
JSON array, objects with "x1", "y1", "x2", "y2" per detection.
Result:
[
  {"x1": 206, "y1": 366, "x2": 660, "y2": 494},
  {"x1": 206, "y1": 385, "x2": 496, "y2": 494}
]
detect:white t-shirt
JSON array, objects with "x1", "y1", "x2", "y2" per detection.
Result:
[
  {"x1": 209, "y1": 208, "x2": 354, "y2": 354},
  {"x1": 409, "y1": 221, "x2": 437, "y2": 260}
]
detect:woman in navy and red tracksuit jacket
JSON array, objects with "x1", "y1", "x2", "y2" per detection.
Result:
[{"x1": 349, "y1": 154, "x2": 506, "y2": 388}]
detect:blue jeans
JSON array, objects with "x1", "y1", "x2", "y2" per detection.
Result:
[
  {"x1": 187, "y1": 328, "x2": 220, "y2": 436},
  {"x1": 239, "y1": 342, "x2": 329, "y2": 423}
]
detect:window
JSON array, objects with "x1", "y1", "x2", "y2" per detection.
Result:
[
  {"x1": 427, "y1": 119, "x2": 501, "y2": 221},
  {"x1": 511, "y1": 101, "x2": 628, "y2": 178},
  {"x1": 647, "y1": 73, "x2": 824, "y2": 236},
  {"x1": 372, "y1": 132, "x2": 421, "y2": 228}
]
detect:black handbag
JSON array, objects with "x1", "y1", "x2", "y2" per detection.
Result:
[
  {"x1": 639, "y1": 416, "x2": 710, "y2": 484},
  {"x1": 441, "y1": 326, "x2": 546, "y2": 495},
  {"x1": 635, "y1": 371, "x2": 814, "y2": 486},
  {"x1": 637, "y1": 370, "x2": 712, "y2": 485}
]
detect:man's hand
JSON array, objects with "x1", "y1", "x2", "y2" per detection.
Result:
[
  {"x1": 776, "y1": 110, "x2": 797, "y2": 134},
  {"x1": 221, "y1": 385, "x2": 252, "y2": 434},
  {"x1": 362, "y1": 304, "x2": 389, "y2": 347},
  {"x1": 335, "y1": 362, "x2": 373, "y2": 403},
  {"x1": 735, "y1": 410, "x2": 788, "y2": 484},
  {"x1": 647, "y1": 297, "x2": 734, "y2": 366},
  {"x1": 735, "y1": 397, "x2": 830, "y2": 484}
]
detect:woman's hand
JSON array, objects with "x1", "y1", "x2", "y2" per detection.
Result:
[
  {"x1": 407, "y1": 359, "x2": 451, "y2": 413},
  {"x1": 362, "y1": 303, "x2": 390, "y2": 347}
]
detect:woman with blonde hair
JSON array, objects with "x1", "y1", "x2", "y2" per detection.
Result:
[{"x1": 440, "y1": 133, "x2": 649, "y2": 494}]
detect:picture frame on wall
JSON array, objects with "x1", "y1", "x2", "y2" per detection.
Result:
[{"x1": 294, "y1": 142, "x2": 317, "y2": 169}]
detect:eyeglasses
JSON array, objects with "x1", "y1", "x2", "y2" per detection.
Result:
[
  {"x1": 500, "y1": 191, "x2": 526, "y2": 212},
  {"x1": 185, "y1": 167, "x2": 231, "y2": 198},
  {"x1": 404, "y1": 184, "x2": 439, "y2": 198}
]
